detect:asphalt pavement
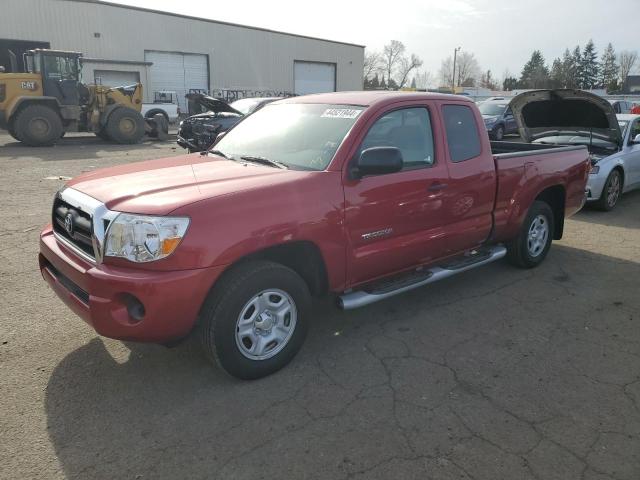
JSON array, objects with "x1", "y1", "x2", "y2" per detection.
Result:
[{"x1": 1, "y1": 132, "x2": 639, "y2": 480}]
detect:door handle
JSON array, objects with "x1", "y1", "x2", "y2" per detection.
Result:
[{"x1": 427, "y1": 182, "x2": 448, "y2": 192}]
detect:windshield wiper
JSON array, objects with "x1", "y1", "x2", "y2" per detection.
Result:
[
  {"x1": 240, "y1": 156, "x2": 288, "y2": 169},
  {"x1": 207, "y1": 149, "x2": 230, "y2": 159}
]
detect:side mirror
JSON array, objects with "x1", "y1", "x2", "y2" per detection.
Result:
[
  {"x1": 354, "y1": 147, "x2": 403, "y2": 178},
  {"x1": 633, "y1": 134, "x2": 640, "y2": 144}
]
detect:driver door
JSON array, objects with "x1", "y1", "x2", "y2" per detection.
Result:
[{"x1": 42, "y1": 55, "x2": 79, "y2": 106}]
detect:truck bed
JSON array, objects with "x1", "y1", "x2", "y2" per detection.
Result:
[{"x1": 489, "y1": 140, "x2": 590, "y2": 243}]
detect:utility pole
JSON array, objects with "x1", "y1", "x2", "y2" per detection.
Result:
[{"x1": 452, "y1": 46, "x2": 461, "y2": 92}]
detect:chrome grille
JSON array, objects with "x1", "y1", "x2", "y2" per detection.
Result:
[{"x1": 52, "y1": 196, "x2": 95, "y2": 258}]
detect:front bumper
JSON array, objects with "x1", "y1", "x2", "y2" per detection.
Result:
[
  {"x1": 586, "y1": 173, "x2": 606, "y2": 202},
  {"x1": 39, "y1": 225, "x2": 225, "y2": 343}
]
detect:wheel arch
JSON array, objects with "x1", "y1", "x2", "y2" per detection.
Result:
[
  {"x1": 218, "y1": 241, "x2": 330, "y2": 298},
  {"x1": 9, "y1": 96, "x2": 61, "y2": 120},
  {"x1": 144, "y1": 108, "x2": 169, "y2": 122},
  {"x1": 534, "y1": 184, "x2": 565, "y2": 240}
]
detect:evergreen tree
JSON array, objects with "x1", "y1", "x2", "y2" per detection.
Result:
[
  {"x1": 600, "y1": 43, "x2": 619, "y2": 92},
  {"x1": 561, "y1": 48, "x2": 578, "y2": 88},
  {"x1": 380, "y1": 75, "x2": 387, "y2": 89},
  {"x1": 520, "y1": 50, "x2": 549, "y2": 88},
  {"x1": 503, "y1": 76, "x2": 518, "y2": 90},
  {"x1": 572, "y1": 46, "x2": 583, "y2": 87},
  {"x1": 410, "y1": 77, "x2": 417, "y2": 88},
  {"x1": 549, "y1": 58, "x2": 565, "y2": 88},
  {"x1": 371, "y1": 73, "x2": 380, "y2": 89},
  {"x1": 580, "y1": 40, "x2": 599, "y2": 89}
]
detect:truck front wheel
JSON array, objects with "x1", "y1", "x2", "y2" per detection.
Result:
[
  {"x1": 506, "y1": 200, "x2": 554, "y2": 269},
  {"x1": 13, "y1": 104, "x2": 63, "y2": 146},
  {"x1": 105, "y1": 107, "x2": 145, "y2": 144},
  {"x1": 199, "y1": 261, "x2": 311, "y2": 380}
]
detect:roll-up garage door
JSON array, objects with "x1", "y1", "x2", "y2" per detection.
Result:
[
  {"x1": 294, "y1": 61, "x2": 336, "y2": 95},
  {"x1": 144, "y1": 51, "x2": 209, "y2": 111},
  {"x1": 94, "y1": 70, "x2": 140, "y2": 87}
]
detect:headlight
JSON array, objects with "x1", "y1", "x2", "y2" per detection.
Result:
[
  {"x1": 590, "y1": 165, "x2": 599, "y2": 175},
  {"x1": 104, "y1": 213, "x2": 190, "y2": 263}
]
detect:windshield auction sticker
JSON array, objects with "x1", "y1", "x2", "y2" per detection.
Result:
[{"x1": 321, "y1": 108, "x2": 362, "y2": 119}]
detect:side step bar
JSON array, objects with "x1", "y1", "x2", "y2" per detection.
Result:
[{"x1": 338, "y1": 245, "x2": 507, "y2": 310}]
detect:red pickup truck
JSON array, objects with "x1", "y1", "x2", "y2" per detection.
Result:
[{"x1": 39, "y1": 92, "x2": 590, "y2": 379}]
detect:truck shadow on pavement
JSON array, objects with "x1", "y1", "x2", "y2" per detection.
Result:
[{"x1": 44, "y1": 244, "x2": 640, "y2": 480}]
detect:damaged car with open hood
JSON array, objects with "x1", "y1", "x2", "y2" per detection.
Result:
[
  {"x1": 509, "y1": 89, "x2": 640, "y2": 211},
  {"x1": 177, "y1": 93, "x2": 282, "y2": 153}
]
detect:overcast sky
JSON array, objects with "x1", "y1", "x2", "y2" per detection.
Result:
[{"x1": 110, "y1": 0, "x2": 638, "y2": 82}]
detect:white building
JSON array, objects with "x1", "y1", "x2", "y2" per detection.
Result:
[{"x1": 1, "y1": 0, "x2": 365, "y2": 110}]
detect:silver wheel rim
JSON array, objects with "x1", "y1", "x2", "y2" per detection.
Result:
[
  {"x1": 527, "y1": 214, "x2": 549, "y2": 257},
  {"x1": 607, "y1": 173, "x2": 620, "y2": 207},
  {"x1": 235, "y1": 289, "x2": 297, "y2": 361}
]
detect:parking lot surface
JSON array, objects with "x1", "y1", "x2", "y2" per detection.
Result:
[{"x1": 1, "y1": 132, "x2": 639, "y2": 480}]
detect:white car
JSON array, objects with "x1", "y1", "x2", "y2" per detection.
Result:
[
  {"x1": 141, "y1": 91, "x2": 180, "y2": 124},
  {"x1": 510, "y1": 89, "x2": 640, "y2": 211}
]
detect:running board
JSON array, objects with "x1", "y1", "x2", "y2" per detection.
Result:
[{"x1": 338, "y1": 245, "x2": 507, "y2": 310}]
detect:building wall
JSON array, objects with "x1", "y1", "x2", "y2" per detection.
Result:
[{"x1": 1, "y1": 0, "x2": 364, "y2": 102}]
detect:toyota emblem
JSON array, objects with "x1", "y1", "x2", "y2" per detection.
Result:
[{"x1": 64, "y1": 213, "x2": 74, "y2": 235}]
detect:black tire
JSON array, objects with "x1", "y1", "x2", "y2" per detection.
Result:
[
  {"x1": 506, "y1": 200, "x2": 554, "y2": 269},
  {"x1": 13, "y1": 104, "x2": 63, "y2": 146},
  {"x1": 493, "y1": 125, "x2": 505, "y2": 141},
  {"x1": 199, "y1": 261, "x2": 311, "y2": 380},
  {"x1": 594, "y1": 169, "x2": 622, "y2": 211},
  {"x1": 105, "y1": 107, "x2": 145, "y2": 144},
  {"x1": 94, "y1": 129, "x2": 110, "y2": 141},
  {"x1": 59, "y1": 131, "x2": 66, "y2": 138},
  {"x1": 7, "y1": 121, "x2": 19, "y2": 141}
]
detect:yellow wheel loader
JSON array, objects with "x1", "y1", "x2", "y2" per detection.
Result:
[{"x1": 0, "y1": 49, "x2": 167, "y2": 146}]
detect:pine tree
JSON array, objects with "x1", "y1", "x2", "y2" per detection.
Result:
[
  {"x1": 410, "y1": 76, "x2": 417, "y2": 88},
  {"x1": 580, "y1": 40, "x2": 599, "y2": 89},
  {"x1": 371, "y1": 73, "x2": 380, "y2": 89},
  {"x1": 572, "y1": 46, "x2": 583, "y2": 88},
  {"x1": 520, "y1": 50, "x2": 549, "y2": 88},
  {"x1": 380, "y1": 75, "x2": 387, "y2": 89},
  {"x1": 561, "y1": 48, "x2": 578, "y2": 88},
  {"x1": 549, "y1": 58, "x2": 565, "y2": 88},
  {"x1": 600, "y1": 43, "x2": 619, "y2": 92}
]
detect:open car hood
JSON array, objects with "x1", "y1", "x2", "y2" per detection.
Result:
[
  {"x1": 185, "y1": 93, "x2": 243, "y2": 115},
  {"x1": 509, "y1": 89, "x2": 622, "y2": 146}
]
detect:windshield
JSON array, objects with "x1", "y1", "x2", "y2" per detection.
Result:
[
  {"x1": 213, "y1": 103, "x2": 365, "y2": 171},
  {"x1": 230, "y1": 98, "x2": 262, "y2": 115},
  {"x1": 618, "y1": 120, "x2": 630, "y2": 136},
  {"x1": 479, "y1": 103, "x2": 507, "y2": 116}
]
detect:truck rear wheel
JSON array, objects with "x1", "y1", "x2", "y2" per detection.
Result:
[
  {"x1": 199, "y1": 261, "x2": 311, "y2": 380},
  {"x1": 506, "y1": 200, "x2": 554, "y2": 269},
  {"x1": 14, "y1": 104, "x2": 63, "y2": 146},
  {"x1": 105, "y1": 107, "x2": 145, "y2": 144}
]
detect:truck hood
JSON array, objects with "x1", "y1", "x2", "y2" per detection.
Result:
[
  {"x1": 66, "y1": 154, "x2": 299, "y2": 215},
  {"x1": 185, "y1": 93, "x2": 243, "y2": 115},
  {"x1": 509, "y1": 89, "x2": 622, "y2": 146}
]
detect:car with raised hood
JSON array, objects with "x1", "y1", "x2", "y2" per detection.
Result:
[
  {"x1": 39, "y1": 91, "x2": 590, "y2": 379},
  {"x1": 478, "y1": 100, "x2": 518, "y2": 140},
  {"x1": 177, "y1": 94, "x2": 281, "y2": 152},
  {"x1": 510, "y1": 89, "x2": 640, "y2": 210}
]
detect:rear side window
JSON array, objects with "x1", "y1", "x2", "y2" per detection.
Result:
[
  {"x1": 443, "y1": 105, "x2": 481, "y2": 162},
  {"x1": 359, "y1": 107, "x2": 435, "y2": 169}
]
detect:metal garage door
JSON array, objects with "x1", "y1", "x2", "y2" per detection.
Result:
[
  {"x1": 144, "y1": 51, "x2": 209, "y2": 111},
  {"x1": 294, "y1": 61, "x2": 336, "y2": 95},
  {"x1": 94, "y1": 70, "x2": 140, "y2": 87}
]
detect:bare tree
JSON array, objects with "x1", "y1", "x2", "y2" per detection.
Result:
[
  {"x1": 382, "y1": 40, "x2": 406, "y2": 86},
  {"x1": 414, "y1": 70, "x2": 434, "y2": 90},
  {"x1": 619, "y1": 50, "x2": 638, "y2": 86},
  {"x1": 396, "y1": 54, "x2": 424, "y2": 88},
  {"x1": 455, "y1": 52, "x2": 481, "y2": 87},
  {"x1": 438, "y1": 57, "x2": 454, "y2": 87},
  {"x1": 363, "y1": 50, "x2": 382, "y2": 81}
]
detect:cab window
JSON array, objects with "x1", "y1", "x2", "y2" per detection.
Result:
[
  {"x1": 359, "y1": 107, "x2": 435, "y2": 169},
  {"x1": 43, "y1": 56, "x2": 78, "y2": 81},
  {"x1": 442, "y1": 104, "x2": 482, "y2": 162}
]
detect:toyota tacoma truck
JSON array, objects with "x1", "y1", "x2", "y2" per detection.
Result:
[{"x1": 39, "y1": 92, "x2": 590, "y2": 379}]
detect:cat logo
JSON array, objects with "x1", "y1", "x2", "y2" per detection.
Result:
[{"x1": 20, "y1": 81, "x2": 37, "y2": 91}]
